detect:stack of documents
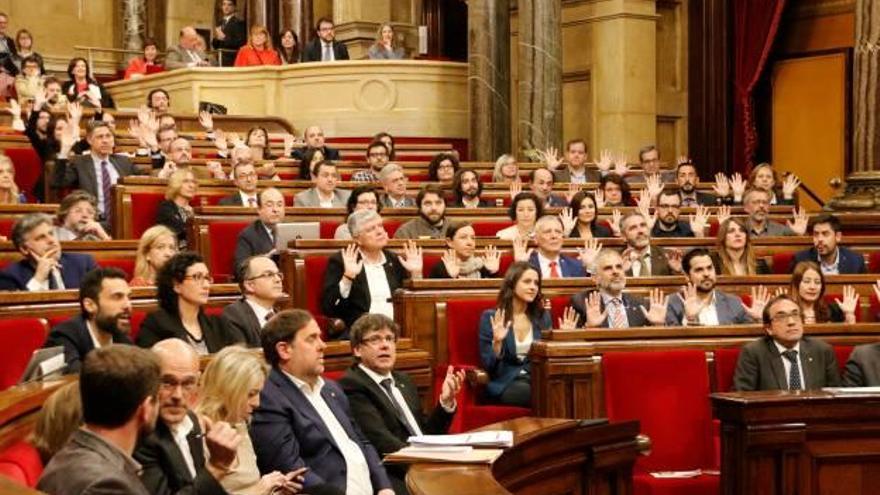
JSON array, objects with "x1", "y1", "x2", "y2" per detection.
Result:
[
  {"x1": 407, "y1": 430, "x2": 514, "y2": 448},
  {"x1": 383, "y1": 431, "x2": 514, "y2": 464}
]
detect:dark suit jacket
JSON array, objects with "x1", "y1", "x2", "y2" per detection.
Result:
[
  {"x1": 133, "y1": 411, "x2": 225, "y2": 495},
  {"x1": 220, "y1": 298, "x2": 265, "y2": 347},
  {"x1": 156, "y1": 200, "x2": 189, "y2": 248},
  {"x1": 545, "y1": 194, "x2": 568, "y2": 207},
  {"x1": 217, "y1": 192, "x2": 256, "y2": 206},
  {"x1": 478, "y1": 309, "x2": 551, "y2": 398},
  {"x1": 51, "y1": 153, "x2": 143, "y2": 198},
  {"x1": 291, "y1": 145, "x2": 341, "y2": 161},
  {"x1": 527, "y1": 251, "x2": 586, "y2": 278},
  {"x1": 302, "y1": 38, "x2": 350, "y2": 62},
  {"x1": 666, "y1": 289, "x2": 753, "y2": 326},
  {"x1": 569, "y1": 290, "x2": 650, "y2": 328},
  {"x1": 710, "y1": 252, "x2": 771, "y2": 275},
  {"x1": 212, "y1": 15, "x2": 247, "y2": 67},
  {"x1": 0, "y1": 252, "x2": 97, "y2": 291},
  {"x1": 44, "y1": 314, "x2": 133, "y2": 372},
  {"x1": 552, "y1": 168, "x2": 601, "y2": 183},
  {"x1": 651, "y1": 221, "x2": 695, "y2": 238},
  {"x1": 569, "y1": 222, "x2": 613, "y2": 238},
  {"x1": 733, "y1": 336, "x2": 840, "y2": 391},
  {"x1": 623, "y1": 245, "x2": 673, "y2": 276},
  {"x1": 843, "y1": 344, "x2": 880, "y2": 387},
  {"x1": 790, "y1": 246, "x2": 866, "y2": 274},
  {"x1": 680, "y1": 191, "x2": 727, "y2": 206},
  {"x1": 321, "y1": 249, "x2": 410, "y2": 335},
  {"x1": 136, "y1": 307, "x2": 240, "y2": 352},
  {"x1": 452, "y1": 198, "x2": 492, "y2": 208},
  {"x1": 250, "y1": 368, "x2": 391, "y2": 493},
  {"x1": 234, "y1": 220, "x2": 275, "y2": 273},
  {"x1": 339, "y1": 365, "x2": 453, "y2": 456}
]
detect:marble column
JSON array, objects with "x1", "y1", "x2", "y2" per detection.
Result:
[
  {"x1": 469, "y1": 0, "x2": 511, "y2": 161},
  {"x1": 517, "y1": 0, "x2": 562, "y2": 156},
  {"x1": 280, "y1": 0, "x2": 314, "y2": 47},
  {"x1": 122, "y1": 0, "x2": 146, "y2": 62}
]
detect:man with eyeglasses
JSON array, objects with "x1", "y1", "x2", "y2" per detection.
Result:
[
  {"x1": 223, "y1": 255, "x2": 284, "y2": 347},
  {"x1": 302, "y1": 17, "x2": 350, "y2": 62},
  {"x1": 733, "y1": 294, "x2": 840, "y2": 391},
  {"x1": 352, "y1": 140, "x2": 390, "y2": 182},
  {"x1": 650, "y1": 189, "x2": 707, "y2": 238},
  {"x1": 218, "y1": 162, "x2": 259, "y2": 206},
  {"x1": 234, "y1": 187, "x2": 286, "y2": 272},
  {"x1": 743, "y1": 187, "x2": 808, "y2": 237},
  {"x1": 134, "y1": 338, "x2": 242, "y2": 494},
  {"x1": 340, "y1": 313, "x2": 463, "y2": 493}
]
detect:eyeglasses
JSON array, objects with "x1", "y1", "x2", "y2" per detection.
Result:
[
  {"x1": 160, "y1": 376, "x2": 199, "y2": 392},
  {"x1": 362, "y1": 334, "x2": 397, "y2": 346},
  {"x1": 657, "y1": 204, "x2": 680, "y2": 210},
  {"x1": 357, "y1": 199, "x2": 378, "y2": 206},
  {"x1": 770, "y1": 310, "x2": 801, "y2": 323},
  {"x1": 368, "y1": 152, "x2": 388, "y2": 158},
  {"x1": 247, "y1": 271, "x2": 284, "y2": 281},
  {"x1": 184, "y1": 273, "x2": 214, "y2": 284}
]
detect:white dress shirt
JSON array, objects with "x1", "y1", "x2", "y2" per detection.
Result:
[
  {"x1": 90, "y1": 152, "x2": 120, "y2": 216},
  {"x1": 773, "y1": 340, "x2": 805, "y2": 389},
  {"x1": 683, "y1": 291, "x2": 720, "y2": 326},
  {"x1": 536, "y1": 252, "x2": 562, "y2": 279},
  {"x1": 86, "y1": 320, "x2": 105, "y2": 350},
  {"x1": 245, "y1": 298, "x2": 273, "y2": 326},
  {"x1": 629, "y1": 248, "x2": 652, "y2": 277},
  {"x1": 26, "y1": 267, "x2": 65, "y2": 292},
  {"x1": 339, "y1": 253, "x2": 394, "y2": 318},
  {"x1": 239, "y1": 191, "x2": 258, "y2": 207},
  {"x1": 169, "y1": 414, "x2": 197, "y2": 479},
  {"x1": 358, "y1": 364, "x2": 423, "y2": 436}
]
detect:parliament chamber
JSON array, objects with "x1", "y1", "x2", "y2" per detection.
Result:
[{"x1": 0, "y1": 0, "x2": 879, "y2": 494}]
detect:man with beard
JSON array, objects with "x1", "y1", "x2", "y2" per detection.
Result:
[
  {"x1": 352, "y1": 140, "x2": 390, "y2": 182},
  {"x1": 650, "y1": 190, "x2": 709, "y2": 238},
  {"x1": 302, "y1": 17, "x2": 351, "y2": 63},
  {"x1": 55, "y1": 190, "x2": 112, "y2": 241},
  {"x1": 37, "y1": 346, "x2": 161, "y2": 495},
  {"x1": 619, "y1": 212, "x2": 679, "y2": 276},
  {"x1": 43, "y1": 267, "x2": 133, "y2": 372},
  {"x1": 134, "y1": 338, "x2": 241, "y2": 495},
  {"x1": 394, "y1": 184, "x2": 450, "y2": 239},
  {"x1": 676, "y1": 161, "x2": 724, "y2": 206},
  {"x1": 223, "y1": 255, "x2": 284, "y2": 347},
  {"x1": 666, "y1": 248, "x2": 769, "y2": 326},
  {"x1": 569, "y1": 249, "x2": 668, "y2": 328},
  {"x1": 733, "y1": 294, "x2": 840, "y2": 391},
  {"x1": 452, "y1": 168, "x2": 490, "y2": 207},
  {"x1": 234, "y1": 187, "x2": 286, "y2": 271},
  {"x1": 743, "y1": 187, "x2": 808, "y2": 237},
  {"x1": 790, "y1": 213, "x2": 866, "y2": 274},
  {"x1": 516, "y1": 215, "x2": 589, "y2": 278}
]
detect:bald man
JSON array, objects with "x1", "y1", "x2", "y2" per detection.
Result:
[
  {"x1": 290, "y1": 125, "x2": 341, "y2": 161},
  {"x1": 134, "y1": 339, "x2": 239, "y2": 495},
  {"x1": 165, "y1": 27, "x2": 213, "y2": 69}
]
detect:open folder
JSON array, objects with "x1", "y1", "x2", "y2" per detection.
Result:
[{"x1": 383, "y1": 446, "x2": 504, "y2": 464}]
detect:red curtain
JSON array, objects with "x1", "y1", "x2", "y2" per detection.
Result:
[{"x1": 732, "y1": 0, "x2": 787, "y2": 173}]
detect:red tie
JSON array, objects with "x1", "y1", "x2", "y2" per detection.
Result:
[{"x1": 549, "y1": 261, "x2": 560, "y2": 278}]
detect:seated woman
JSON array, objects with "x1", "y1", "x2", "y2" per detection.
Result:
[
  {"x1": 130, "y1": 225, "x2": 178, "y2": 287},
  {"x1": 478, "y1": 261, "x2": 575, "y2": 407},
  {"x1": 123, "y1": 38, "x2": 162, "y2": 80},
  {"x1": 61, "y1": 57, "x2": 114, "y2": 109},
  {"x1": 197, "y1": 346, "x2": 305, "y2": 495},
  {"x1": 30, "y1": 381, "x2": 81, "y2": 465},
  {"x1": 14, "y1": 29, "x2": 44, "y2": 74},
  {"x1": 245, "y1": 126, "x2": 277, "y2": 160},
  {"x1": 493, "y1": 154, "x2": 519, "y2": 183},
  {"x1": 298, "y1": 147, "x2": 325, "y2": 180},
  {"x1": 156, "y1": 168, "x2": 197, "y2": 250},
  {"x1": 137, "y1": 251, "x2": 239, "y2": 353},
  {"x1": 234, "y1": 25, "x2": 282, "y2": 67},
  {"x1": 14, "y1": 55, "x2": 44, "y2": 105},
  {"x1": 496, "y1": 192, "x2": 542, "y2": 240},
  {"x1": 598, "y1": 173, "x2": 632, "y2": 207},
  {"x1": 321, "y1": 209, "x2": 423, "y2": 338},
  {"x1": 430, "y1": 222, "x2": 501, "y2": 279},
  {"x1": 568, "y1": 191, "x2": 611, "y2": 239},
  {"x1": 712, "y1": 217, "x2": 771, "y2": 275},
  {"x1": 276, "y1": 29, "x2": 300, "y2": 64},
  {"x1": 428, "y1": 152, "x2": 459, "y2": 184},
  {"x1": 367, "y1": 23, "x2": 405, "y2": 60},
  {"x1": 0, "y1": 155, "x2": 25, "y2": 204},
  {"x1": 741, "y1": 162, "x2": 798, "y2": 206},
  {"x1": 335, "y1": 185, "x2": 382, "y2": 239},
  {"x1": 790, "y1": 261, "x2": 858, "y2": 324}
]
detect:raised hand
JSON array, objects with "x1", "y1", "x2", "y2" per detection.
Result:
[
  {"x1": 676, "y1": 155, "x2": 691, "y2": 166},
  {"x1": 157, "y1": 160, "x2": 178, "y2": 179},
  {"x1": 558, "y1": 306, "x2": 579, "y2": 330},
  {"x1": 773, "y1": 287, "x2": 788, "y2": 298},
  {"x1": 782, "y1": 173, "x2": 801, "y2": 199},
  {"x1": 259, "y1": 161, "x2": 278, "y2": 180},
  {"x1": 834, "y1": 285, "x2": 859, "y2": 324},
  {"x1": 490, "y1": 308, "x2": 510, "y2": 352},
  {"x1": 6, "y1": 98, "x2": 20, "y2": 118},
  {"x1": 127, "y1": 119, "x2": 145, "y2": 144},
  {"x1": 578, "y1": 238, "x2": 603, "y2": 272},
  {"x1": 730, "y1": 173, "x2": 746, "y2": 202},
  {"x1": 538, "y1": 146, "x2": 562, "y2": 170},
  {"x1": 636, "y1": 191, "x2": 656, "y2": 231},
  {"x1": 400, "y1": 240, "x2": 424, "y2": 277},
  {"x1": 640, "y1": 288, "x2": 669, "y2": 325},
  {"x1": 620, "y1": 247, "x2": 635, "y2": 273},
  {"x1": 512, "y1": 235, "x2": 533, "y2": 262},
  {"x1": 585, "y1": 291, "x2": 608, "y2": 327},
  {"x1": 716, "y1": 204, "x2": 731, "y2": 228},
  {"x1": 712, "y1": 173, "x2": 731, "y2": 198},
  {"x1": 481, "y1": 245, "x2": 501, "y2": 274},
  {"x1": 198, "y1": 110, "x2": 214, "y2": 131},
  {"x1": 59, "y1": 122, "x2": 77, "y2": 156},
  {"x1": 665, "y1": 248, "x2": 683, "y2": 274},
  {"x1": 206, "y1": 161, "x2": 226, "y2": 180},
  {"x1": 213, "y1": 129, "x2": 228, "y2": 152},
  {"x1": 30, "y1": 247, "x2": 60, "y2": 283},
  {"x1": 690, "y1": 204, "x2": 709, "y2": 237},
  {"x1": 596, "y1": 149, "x2": 613, "y2": 173},
  {"x1": 341, "y1": 244, "x2": 364, "y2": 280},
  {"x1": 787, "y1": 207, "x2": 809, "y2": 236},
  {"x1": 564, "y1": 182, "x2": 580, "y2": 204},
  {"x1": 283, "y1": 133, "x2": 295, "y2": 157},
  {"x1": 558, "y1": 207, "x2": 576, "y2": 235},
  {"x1": 681, "y1": 283, "x2": 706, "y2": 322},
  {"x1": 33, "y1": 89, "x2": 47, "y2": 112},
  {"x1": 67, "y1": 101, "x2": 83, "y2": 125},
  {"x1": 439, "y1": 365, "x2": 465, "y2": 407},
  {"x1": 744, "y1": 286, "x2": 770, "y2": 320},
  {"x1": 202, "y1": 418, "x2": 243, "y2": 472},
  {"x1": 612, "y1": 153, "x2": 630, "y2": 176},
  {"x1": 645, "y1": 174, "x2": 663, "y2": 200},
  {"x1": 441, "y1": 248, "x2": 461, "y2": 279},
  {"x1": 228, "y1": 131, "x2": 244, "y2": 149},
  {"x1": 593, "y1": 189, "x2": 605, "y2": 209},
  {"x1": 610, "y1": 208, "x2": 622, "y2": 237},
  {"x1": 509, "y1": 179, "x2": 523, "y2": 200}
]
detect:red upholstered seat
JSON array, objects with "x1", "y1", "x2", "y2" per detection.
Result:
[
  {"x1": 303, "y1": 255, "x2": 330, "y2": 318},
  {"x1": 869, "y1": 251, "x2": 880, "y2": 273},
  {"x1": 0, "y1": 318, "x2": 48, "y2": 390},
  {"x1": 320, "y1": 220, "x2": 341, "y2": 239},
  {"x1": 472, "y1": 220, "x2": 513, "y2": 237},
  {"x1": 130, "y1": 311, "x2": 148, "y2": 342},
  {"x1": 324, "y1": 369, "x2": 345, "y2": 381},
  {"x1": 422, "y1": 253, "x2": 441, "y2": 278},
  {"x1": 713, "y1": 348, "x2": 741, "y2": 393},
  {"x1": 98, "y1": 258, "x2": 136, "y2": 279},
  {"x1": 603, "y1": 350, "x2": 719, "y2": 495},
  {"x1": 771, "y1": 252, "x2": 795, "y2": 274},
  {"x1": 444, "y1": 298, "x2": 530, "y2": 433},
  {"x1": 0, "y1": 440, "x2": 43, "y2": 488},
  {"x1": 205, "y1": 221, "x2": 251, "y2": 281},
  {"x1": 5, "y1": 147, "x2": 41, "y2": 202},
  {"x1": 834, "y1": 345, "x2": 853, "y2": 375},
  {"x1": 548, "y1": 295, "x2": 571, "y2": 326},
  {"x1": 0, "y1": 218, "x2": 14, "y2": 237},
  {"x1": 382, "y1": 220, "x2": 401, "y2": 237},
  {"x1": 128, "y1": 192, "x2": 166, "y2": 239}
]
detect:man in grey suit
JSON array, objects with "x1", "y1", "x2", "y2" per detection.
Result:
[
  {"x1": 37, "y1": 346, "x2": 161, "y2": 495},
  {"x1": 666, "y1": 248, "x2": 768, "y2": 326},
  {"x1": 379, "y1": 163, "x2": 414, "y2": 207},
  {"x1": 733, "y1": 294, "x2": 841, "y2": 391},
  {"x1": 843, "y1": 344, "x2": 880, "y2": 387},
  {"x1": 619, "y1": 212, "x2": 681, "y2": 276},
  {"x1": 234, "y1": 187, "x2": 285, "y2": 271},
  {"x1": 165, "y1": 26, "x2": 213, "y2": 69},
  {"x1": 224, "y1": 255, "x2": 284, "y2": 347},
  {"x1": 293, "y1": 161, "x2": 350, "y2": 207}
]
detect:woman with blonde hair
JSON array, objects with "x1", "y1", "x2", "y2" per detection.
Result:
[
  {"x1": 368, "y1": 23, "x2": 405, "y2": 60},
  {"x1": 130, "y1": 225, "x2": 178, "y2": 287},
  {"x1": 712, "y1": 217, "x2": 770, "y2": 275},
  {"x1": 156, "y1": 168, "x2": 197, "y2": 249},
  {"x1": 234, "y1": 25, "x2": 282, "y2": 67},
  {"x1": 197, "y1": 346, "x2": 306, "y2": 494},
  {"x1": 493, "y1": 154, "x2": 519, "y2": 183},
  {"x1": 0, "y1": 155, "x2": 24, "y2": 204},
  {"x1": 31, "y1": 381, "x2": 82, "y2": 465}
]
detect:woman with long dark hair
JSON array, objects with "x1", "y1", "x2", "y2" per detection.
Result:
[
  {"x1": 61, "y1": 57, "x2": 114, "y2": 108},
  {"x1": 789, "y1": 261, "x2": 858, "y2": 324},
  {"x1": 568, "y1": 191, "x2": 612, "y2": 239},
  {"x1": 277, "y1": 29, "x2": 300, "y2": 64}
]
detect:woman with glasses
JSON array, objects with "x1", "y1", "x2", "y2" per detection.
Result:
[
  {"x1": 789, "y1": 261, "x2": 858, "y2": 324},
  {"x1": 427, "y1": 152, "x2": 459, "y2": 184},
  {"x1": 430, "y1": 221, "x2": 501, "y2": 279},
  {"x1": 222, "y1": 255, "x2": 285, "y2": 347},
  {"x1": 137, "y1": 252, "x2": 240, "y2": 353},
  {"x1": 335, "y1": 185, "x2": 382, "y2": 240}
]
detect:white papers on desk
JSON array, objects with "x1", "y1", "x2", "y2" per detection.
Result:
[
  {"x1": 823, "y1": 386, "x2": 880, "y2": 394},
  {"x1": 407, "y1": 430, "x2": 514, "y2": 448},
  {"x1": 38, "y1": 353, "x2": 66, "y2": 377},
  {"x1": 650, "y1": 469, "x2": 704, "y2": 479},
  {"x1": 384, "y1": 446, "x2": 504, "y2": 464}
]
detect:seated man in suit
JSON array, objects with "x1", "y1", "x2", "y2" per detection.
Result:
[
  {"x1": 294, "y1": 161, "x2": 351, "y2": 207},
  {"x1": 0, "y1": 213, "x2": 98, "y2": 291},
  {"x1": 234, "y1": 187, "x2": 285, "y2": 271},
  {"x1": 619, "y1": 212, "x2": 680, "y2": 276},
  {"x1": 394, "y1": 184, "x2": 449, "y2": 239},
  {"x1": 165, "y1": 26, "x2": 213, "y2": 69},
  {"x1": 37, "y1": 346, "x2": 161, "y2": 495},
  {"x1": 322, "y1": 209, "x2": 423, "y2": 335},
  {"x1": 452, "y1": 168, "x2": 490, "y2": 208},
  {"x1": 676, "y1": 161, "x2": 725, "y2": 206},
  {"x1": 223, "y1": 255, "x2": 283, "y2": 347},
  {"x1": 843, "y1": 343, "x2": 880, "y2": 387},
  {"x1": 627, "y1": 145, "x2": 676, "y2": 184},
  {"x1": 551, "y1": 139, "x2": 601, "y2": 184},
  {"x1": 340, "y1": 313, "x2": 463, "y2": 491},
  {"x1": 569, "y1": 249, "x2": 668, "y2": 328},
  {"x1": 290, "y1": 125, "x2": 341, "y2": 161},
  {"x1": 43, "y1": 267, "x2": 133, "y2": 372},
  {"x1": 666, "y1": 248, "x2": 767, "y2": 326},
  {"x1": 791, "y1": 213, "x2": 865, "y2": 274},
  {"x1": 134, "y1": 338, "x2": 239, "y2": 495},
  {"x1": 650, "y1": 189, "x2": 707, "y2": 238},
  {"x1": 517, "y1": 215, "x2": 588, "y2": 278},
  {"x1": 743, "y1": 187, "x2": 808, "y2": 237},
  {"x1": 54, "y1": 190, "x2": 112, "y2": 241},
  {"x1": 302, "y1": 17, "x2": 351, "y2": 62},
  {"x1": 251, "y1": 309, "x2": 393, "y2": 495},
  {"x1": 528, "y1": 168, "x2": 567, "y2": 207},
  {"x1": 352, "y1": 140, "x2": 390, "y2": 182},
  {"x1": 379, "y1": 163, "x2": 414, "y2": 208},
  {"x1": 733, "y1": 294, "x2": 840, "y2": 391},
  {"x1": 218, "y1": 161, "x2": 259, "y2": 206}
]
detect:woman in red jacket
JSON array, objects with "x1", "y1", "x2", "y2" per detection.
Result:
[{"x1": 234, "y1": 25, "x2": 281, "y2": 67}]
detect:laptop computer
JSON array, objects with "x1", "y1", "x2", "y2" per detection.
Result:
[
  {"x1": 275, "y1": 222, "x2": 321, "y2": 250},
  {"x1": 19, "y1": 346, "x2": 66, "y2": 384}
]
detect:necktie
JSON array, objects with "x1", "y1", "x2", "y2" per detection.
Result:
[
  {"x1": 609, "y1": 298, "x2": 627, "y2": 328},
  {"x1": 782, "y1": 349, "x2": 802, "y2": 390},
  {"x1": 683, "y1": 197, "x2": 696, "y2": 207},
  {"x1": 47, "y1": 268, "x2": 58, "y2": 290},
  {"x1": 638, "y1": 255, "x2": 649, "y2": 277},
  {"x1": 322, "y1": 43, "x2": 332, "y2": 61},
  {"x1": 264, "y1": 310, "x2": 275, "y2": 323},
  {"x1": 549, "y1": 261, "x2": 560, "y2": 278},
  {"x1": 100, "y1": 161, "x2": 113, "y2": 227},
  {"x1": 380, "y1": 378, "x2": 416, "y2": 435},
  {"x1": 248, "y1": 197, "x2": 256, "y2": 207}
]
